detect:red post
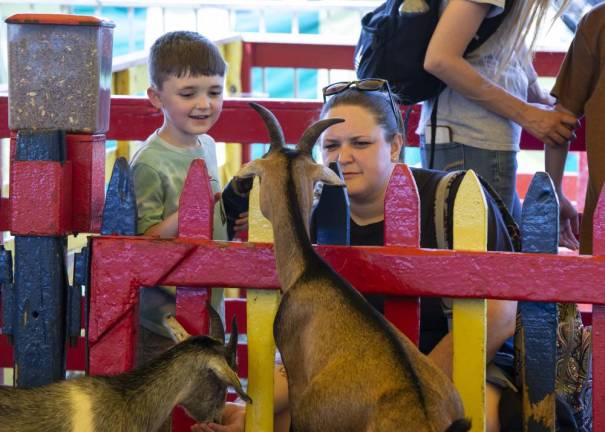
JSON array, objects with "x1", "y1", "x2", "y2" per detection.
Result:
[{"x1": 383, "y1": 164, "x2": 421, "y2": 345}]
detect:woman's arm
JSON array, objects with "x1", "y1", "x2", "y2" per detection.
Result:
[
  {"x1": 428, "y1": 299, "x2": 517, "y2": 378},
  {"x1": 423, "y1": 0, "x2": 577, "y2": 146}
]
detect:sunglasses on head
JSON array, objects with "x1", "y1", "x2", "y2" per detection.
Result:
[{"x1": 322, "y1": 78, "x2": 401, "y2": 130}]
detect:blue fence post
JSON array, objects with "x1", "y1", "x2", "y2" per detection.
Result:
[
  {"x1": 101, "y1": 157, "x2": 137, "y2": 236},
  {"x1": 518, "y1": 171, "x2": 558, "y2": 431},
  {"x1": 313, "y1": 162, "x2": 349, "y2": 246},
  {"x1": 13, "y1": 130, "x2": 69, "y2": 388}
]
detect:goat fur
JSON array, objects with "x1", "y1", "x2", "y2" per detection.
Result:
[{"x1": 236, "y1": 103, "x2": 470, "y2": 432}]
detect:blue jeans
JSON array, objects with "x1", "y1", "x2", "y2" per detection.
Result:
[{"x1": 420, "y1": 138, "x2": 521, "y2": 222}]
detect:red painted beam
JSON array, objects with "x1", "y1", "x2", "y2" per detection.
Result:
[
  {"x1": 90, "y1": 236, "x2": 605, "y2": 306},
  {"x1": 242, "y1": 40, "x2": 564, "y2": 78},
  {"x1": 533, "y1": 51, "x2": 566, "y2": 78},
  {"x1": 244, "y1": 41, "x2": 356, "y2": 70},
  {"x1": 0, "y1": 96, "x2": 587, "y2": 151}
]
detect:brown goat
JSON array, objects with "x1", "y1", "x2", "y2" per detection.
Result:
[
  {"x1": 236, "y1": 103, "x2": 470, "y2": 432},
  {"x1": 0, "y1": 307, "x2": 250, "y2": 432}
]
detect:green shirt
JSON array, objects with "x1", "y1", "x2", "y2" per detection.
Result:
[
  {"x1": 131, "y1": 131, "x2": 226, "y2": 336},
  {"x1": 131, "y1": 131, "x2": 228, "y2": 240}
]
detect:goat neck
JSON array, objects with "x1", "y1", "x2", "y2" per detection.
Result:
[{"x1": 239, "y1": 103, "x2": 344, "y2": 291}]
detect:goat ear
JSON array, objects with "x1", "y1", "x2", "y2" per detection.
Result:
[
  {"x1": 208, "y1": 358, "x2": 252, "y2": 404},
  {"x1": 162, "y1": 315, "x2": 191, "y2": 343},
  {"x1": 313, "y1": 164, "x2": 345, "y2": 187},
  {"x1": 226, "y1": 315, "x2": 238, "y2": 371},
  {"x1": 207, "y1": 303, "x2": 225, "y2": 344}
]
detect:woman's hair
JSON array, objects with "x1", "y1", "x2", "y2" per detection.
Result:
[
  {"x1": 319, "y1": 88, "x2": 405, "y2": 145},
  {"x1": 496, "y1": 0, "x2": 570, "y2": 73}
]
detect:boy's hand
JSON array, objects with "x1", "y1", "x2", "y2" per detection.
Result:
[
  {"x1": 558, "y1": 194, "x2": 579, "y2": 251},
  {"x1": 191, "y1": 402, "x2": 246, "y2": 432},
  {"x1": 234, "y1": 212, "x2": 249, "y2": 233}
]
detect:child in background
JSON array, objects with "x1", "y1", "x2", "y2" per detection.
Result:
[
  {"x1": 130, "y1": 31, "x2": 228, "y2": 431},
  {"x1": 547, "y1": 3, "x2": 605, "y2": 255}
]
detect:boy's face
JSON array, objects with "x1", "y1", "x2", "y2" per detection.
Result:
[{"x1": 148, "y1": 74, "x2": 224, "y2": 141}]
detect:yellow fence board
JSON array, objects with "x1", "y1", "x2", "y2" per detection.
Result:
[
  {"x1": 245, "y1": 177, "x2": 279, "y2": 432},
  {"x1": 453, "y1": 170, "x2": 488, "y2": 432}
]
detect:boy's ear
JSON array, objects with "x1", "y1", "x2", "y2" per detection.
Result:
[{"x1": 147, "y1": 86, "x2": 163, "y2": 110}]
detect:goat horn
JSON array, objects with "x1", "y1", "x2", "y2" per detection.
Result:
[
  {"x1": 207, "y1": 303, "x2": 225, "y2": 344},
  {"x1": 298, "y1": 118, "x2": 345, "y2": 155},
  {"x1": 249, "y1": 102, "x2": 285, "y2": 153}
]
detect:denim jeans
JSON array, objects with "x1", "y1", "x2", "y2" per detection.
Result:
[{"x1": 420, "y1": 138, "x2": 521, "y2": 222}]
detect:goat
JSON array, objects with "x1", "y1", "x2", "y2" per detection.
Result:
[
  {"x1": 236, "y1": 102, "x2": 470, "y2": 432},
  {"x1": 0, "y1": 306, "x2": 251, "y2": 432}
]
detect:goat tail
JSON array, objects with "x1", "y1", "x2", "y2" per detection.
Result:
[{"x1": 444, "y1": 418, "x2": 471, "y2": 432}]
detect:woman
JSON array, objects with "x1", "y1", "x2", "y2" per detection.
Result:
[
  {"x1": 419, "y1": 0, "x2": 578, "y2": 235},
  {"x1": 195, "y1": 81, "x2": 523, "y2": 432}
]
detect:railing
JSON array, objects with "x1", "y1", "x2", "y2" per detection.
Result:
[{"x1": 0, "y1": 96, "x2": 599, "y2": 431}]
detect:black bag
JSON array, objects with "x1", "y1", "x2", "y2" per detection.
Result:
[{"x1": 355, "y1": 0, "x2": 512, "y2": 105}]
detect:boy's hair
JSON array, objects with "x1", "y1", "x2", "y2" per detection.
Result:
[{"x1": 149, "y1": 31, "x2": 227, "y2": 89}]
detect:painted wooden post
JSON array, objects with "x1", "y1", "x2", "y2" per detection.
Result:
[
  {"x1": 518, "y1": 172, "x2": 558, "y2": 431},
  {"x1": 9, "y1": 130, "x2": 71, "y2": 388},
  {"x1": 100, "y1": 157, "x2": 137, "y2": 236},
  {"x1": 452, "y1": 170, "x2": 487, "y2": 431},
  {"x1": 245, "y1": 177, "x2": 279, "y2": 431},
  {"x1": 592, "y1": 185, "x2": 605, "y2": 431},
  {"x1": 314, "y1": 162, "x2": 349, "y2": 246},
  {"x1": 384, "y1": 163, "x2": 421, "y2": 344}
]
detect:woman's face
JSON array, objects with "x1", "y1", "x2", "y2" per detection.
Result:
[{"x1": 320, "y1": 104, "x2": 401, "y2": 203}]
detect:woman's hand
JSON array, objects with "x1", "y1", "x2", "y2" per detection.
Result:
[
  {"x1": 521, "y1": 103, "x2": 578, "y2": 147},
  {"x1": 191, "y1": 403, "x2": 246, "y2": 432},
  {"x1": 558, "y1": 193, "x2": 580, "y2": 251}
]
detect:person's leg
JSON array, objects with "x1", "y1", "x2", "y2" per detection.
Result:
[
  {"x1": 421, "y1": 138, "x2": 521, "y2": 221},
  {"x1": 419, "y1": 137, "x2": 464, "y2": 172},
  {"x1": 461, "y1": 145, "x2": 521, "y2": 223},
  {"x1": 486, "y1": 382, "x2": 503, "y2": 432}
]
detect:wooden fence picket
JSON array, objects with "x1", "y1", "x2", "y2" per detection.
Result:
[
  {"x1": 245, "y1": 177, "x2": 279, "y2": 432},
  {"x1": 452, "y1": 170, "x2": 488, "y2": 432},
  {"x1": 518, "y1": 172, "x2": 558, "y2": 431},
  {"x1": 383, "y1": 163, "x2": 421, "y2": 343}
]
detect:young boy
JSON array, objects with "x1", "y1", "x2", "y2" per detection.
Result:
[
  {"x1": 131, "y1": 31, "x2": 228, "y2": 390},
  {"x1": 547, "y1": 3, "x2": 604, "y2": 255}
]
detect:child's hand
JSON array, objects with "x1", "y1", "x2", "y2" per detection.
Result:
[
  {"x1": 558, "y1": 194, "x2": 579, "y2": 251},
  {"x1": 191, "y1": 402, "x2": 246, "y2": 432},
  {"x1": 234, "y1": 212, "x2": 249, "y2": 233}
]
